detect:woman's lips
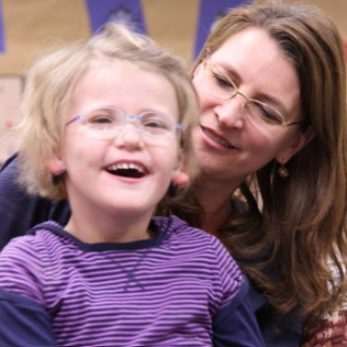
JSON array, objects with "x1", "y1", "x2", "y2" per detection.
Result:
[{"x1": 200, "y1": 125, "x2": 236, "y2": 149}]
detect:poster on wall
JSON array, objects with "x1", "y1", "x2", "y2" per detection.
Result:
[{"x1": 0, "y1": 75, "x2": 23, "y2": 163}]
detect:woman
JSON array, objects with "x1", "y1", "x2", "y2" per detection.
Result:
[
  {"x1": 0, "y1": 2, "x2": 346, "y2": 345},
  {"x1": 168, "y1": 2, "x2": 347, "y2": 345}
]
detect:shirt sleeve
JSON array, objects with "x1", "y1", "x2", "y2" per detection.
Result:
[
  {"x1": 0, "y1": 237, "x2": 55, "y2": 346},
  {"x1": 248, "y1": 279, "x2": 301, "y2": 346},
  {"x1": 213, "y1": 279, "x2": 265, "y2": 347},
  {"x1": 0, "y1": 154, "x2": 70, "y2": 251},
  {"x1": 0, "y1": 289, "x2": 55, "y2": 347},
  {"x1": 0, "y1": 236, "x2": 46, "y2": 303},
  {"x1": 210, "y1": 238, "x2": 265, "y2": 346}
]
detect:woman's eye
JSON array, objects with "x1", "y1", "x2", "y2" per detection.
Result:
[
  {"x1": 213, "y1": 72, "x2": 235, "y2": 89},
  {"x1": 253, "y1": 103, "x2": 282, "y2": 125}
]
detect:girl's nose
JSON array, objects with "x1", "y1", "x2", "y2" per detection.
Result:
[{"x1": 113, "y1": 123, "x2": 144, "y2": 150}]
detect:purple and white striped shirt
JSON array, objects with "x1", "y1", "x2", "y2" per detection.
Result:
[{"x1": 0, "y1": 215, "x2": 264, "y2": 347}]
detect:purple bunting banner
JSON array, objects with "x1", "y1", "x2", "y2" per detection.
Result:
[
  {"x1": 84, "y1": 0, "x2": 146, "y2": 34},
  {"x1": 194, "y1": 0, "x2": 250, "y2": 58},
  {"x1": 0, "y1": 0, "x2": 5, "y2": 53}
]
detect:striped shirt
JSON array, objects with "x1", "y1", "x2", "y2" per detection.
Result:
[{"x1": 0, "y1": 215, "x2": 264, "y2": 347}]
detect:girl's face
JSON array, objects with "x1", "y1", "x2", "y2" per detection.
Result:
[
  {"x1": 192, "y1": 27, "x2": 309, "y2": 190},
  {"x1": 51, "y1": 59, "x2": 185, "y2": 233}
]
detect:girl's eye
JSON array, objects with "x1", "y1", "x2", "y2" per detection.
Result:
[
  {"x1": 87, "y1": 114, "x2": 115, "y2": 127},
  {"x1": 141, "y1": 113, "x2": 173, "y2": 132},
  {"x1": 143, "y1": 119, "x2": 168, "y2": 130}
]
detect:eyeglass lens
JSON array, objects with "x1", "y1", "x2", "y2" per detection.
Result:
[
  {"x1": 80, "y1": 107, "x2": 180, "y2": 139},
  {"x1": 203, "y1": 60, "x2": 286, "y2": 126}
]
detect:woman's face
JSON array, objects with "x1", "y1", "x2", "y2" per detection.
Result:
[{"x1": 192, "y1": 27, "x2": 307, "y2": 189}]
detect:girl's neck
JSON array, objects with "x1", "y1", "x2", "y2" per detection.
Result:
[{"x1": 65, "y1": 205, "x2": 155, "y2": 244}]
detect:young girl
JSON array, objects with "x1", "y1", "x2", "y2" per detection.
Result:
[{"x1": 0, "y1": 24, "x2": 263, "y2": 346}]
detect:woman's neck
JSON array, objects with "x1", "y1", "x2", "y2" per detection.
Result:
[{"x1": 194, "y1": 178, "x2": 238, "y2": 235}]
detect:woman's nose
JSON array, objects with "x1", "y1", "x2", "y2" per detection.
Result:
[{"x1": 214, "y1": 97, "x2": 245, "y2": 129}]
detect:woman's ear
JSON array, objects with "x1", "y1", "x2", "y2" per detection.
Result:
[{"x1": 276, "y1": 126, "x2": 315, "y2": 165}]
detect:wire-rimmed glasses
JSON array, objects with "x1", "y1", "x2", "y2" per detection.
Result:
[{"x1": 201, "y1": 59, "x2": 303, "y2": 128}]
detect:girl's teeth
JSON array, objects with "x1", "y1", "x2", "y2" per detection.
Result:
[{"x1": 108, "y1": 163, "x2": 144, "y2": 173}]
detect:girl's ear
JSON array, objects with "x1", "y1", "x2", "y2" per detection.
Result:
[
  {"x1": 45, "y1": 151, "x2": 66, "y2": 176},
  {"x1": 171, "y1": 152, "x2": 190, "y2": 187},
  {"x1": 276, "y1": 125, "x2": 315, "y2": 165},
  {"x1": 172, "y1": 169, "x2": 189, "y2": 187}
]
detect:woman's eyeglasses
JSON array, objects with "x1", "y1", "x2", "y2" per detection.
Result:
[{"x1": 201, "y1": 59, "x2": 303, "y2": 128}]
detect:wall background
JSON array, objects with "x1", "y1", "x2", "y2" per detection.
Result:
[{"x1": 0, "y1": 0, "x2": 346, "y2": 161}]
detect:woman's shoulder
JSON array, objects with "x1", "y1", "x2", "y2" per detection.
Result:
[{"x1": 0, "y1": 154, "x2": 70, "y2": 250}]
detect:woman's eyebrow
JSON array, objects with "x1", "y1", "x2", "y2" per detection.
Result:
[
  {"x1": 214, "y1": 62, "x2": 243, "y2": 85},
  {"x1": 219, "y1": 63, "x2": 289, "y2": 115}
]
